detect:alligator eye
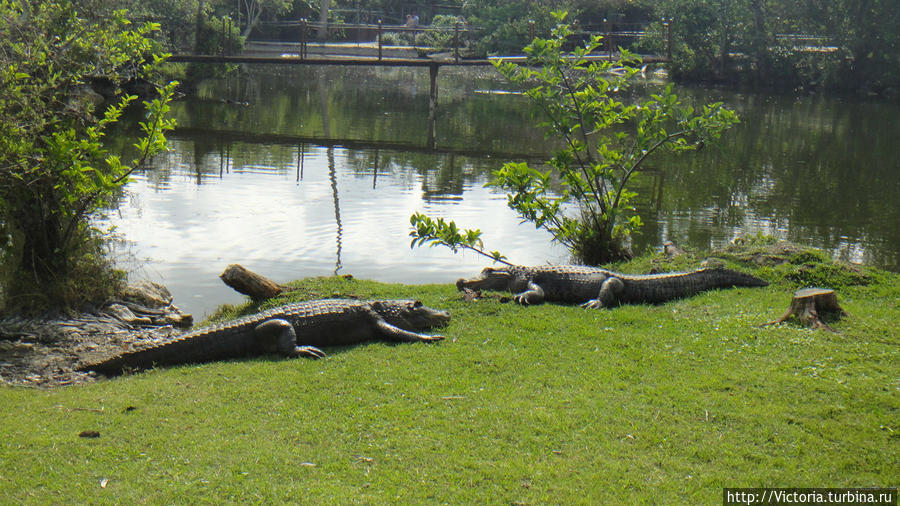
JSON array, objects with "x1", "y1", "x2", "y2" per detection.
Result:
[{"x1": 412, "y1": 300, "x2": 423, "y2": 308}]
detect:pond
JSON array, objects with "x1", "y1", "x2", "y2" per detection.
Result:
[{"x1": 107, "y1": 65, "x2": 900, "y2": 318}]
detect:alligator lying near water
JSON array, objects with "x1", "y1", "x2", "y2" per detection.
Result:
[
  {"x1": 457, "y1": 265, "x2": 768, "y2": 309},
  {"x1": 78, "y1": 299, "x2": 450, "y2": 375}
]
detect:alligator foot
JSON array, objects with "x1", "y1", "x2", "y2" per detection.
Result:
[
  {"x1": 513, "y1": 281, "x2": 546, "y2": 306},
  {"x1": 513, "y1": 290, "x2": 545, "y2": 305},
  {"x1": 580, "y1": 299, "x2": 608, "y2": 309},
  {"x1": 513, "y1": 294, "x2": 532, "y2": 305},
  {"x1": 295, "y1": 346, "x2": 326, "y2": 358}
]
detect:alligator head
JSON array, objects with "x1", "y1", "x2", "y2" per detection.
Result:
[
  {"x1": 456, "y1": 267, "x2": 516, "y2": 292},
  {"x1": 372, "y1": 300, "x2": 450, "y2": 330}
]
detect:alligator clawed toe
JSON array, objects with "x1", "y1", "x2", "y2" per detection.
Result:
[
  {"x1": 581, "y1": 300, "x2": 604, "y2": 310},
  {"x1": 296, "y1": 346, "x2": 326, "y2": 359}
]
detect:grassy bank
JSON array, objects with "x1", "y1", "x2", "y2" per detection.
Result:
[{"x1": 1, "y1": 249, "x2": 897, "y2": 503}]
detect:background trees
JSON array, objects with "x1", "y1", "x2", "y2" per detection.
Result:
[
  {"x1": 94, "y1": 0, "x2": 895, "y2": 94},
  {"x1": 640, "y1": 0, "x2": 899, "y2": 92}
]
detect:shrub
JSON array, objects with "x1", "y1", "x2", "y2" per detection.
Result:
[{"x1": 0, "y1": 2, "x2": 176, "y2": 312}]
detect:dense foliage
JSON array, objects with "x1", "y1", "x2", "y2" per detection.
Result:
[
  {"x1": 289, "y1": 1, "x2": 900, "y2": 93},
  {"x1": 638, "y1": 0, "x2": 900, "y2": 93},
  {"x1": 107, "y1": 0, "x2": 898, "y2": 92},
  {"x1": 0, "y1": 1, "x2": 175, "y2": 311}
]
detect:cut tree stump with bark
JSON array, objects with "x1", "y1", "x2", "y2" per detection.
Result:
[
  {"x1": 219, "y1": 264, "x2": 286, "y2": 301},
  {"x1": 766, "y1": 288, "x2": 847, "y2": 331}
]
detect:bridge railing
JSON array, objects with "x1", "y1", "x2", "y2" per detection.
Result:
[
  {"x1": 243, "y1": 19, "x2": 672, "y2": 63},
  {"x1": 246, "y1": 20, "x2": 480, "y2": 62}
]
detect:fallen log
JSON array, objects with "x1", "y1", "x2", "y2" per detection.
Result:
[
  {"x1": 219, "y1": 264, "x2": 285, "y2": 301},
  {"x1": 765, "y1": 288, "x2": 847, "y2": 332}
]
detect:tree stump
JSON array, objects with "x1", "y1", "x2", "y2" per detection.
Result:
[
  {"x1": 219, "y1": 264, "x2": 285, "y2": 301},
  {"x1": 766, "y1": 288, "x2": 847, "y2": 332}
]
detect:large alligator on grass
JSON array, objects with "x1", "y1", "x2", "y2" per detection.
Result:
[
  {"x1": 78, "y1": 299, "x2": 450, "y2": 375},
  {"x1": 457, "y1": 265, "x2": 768, "y2": 309}
]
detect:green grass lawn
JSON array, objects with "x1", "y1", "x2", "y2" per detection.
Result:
[{"x1": 1, "y1": 257, "x2": 898, "y2": 503}]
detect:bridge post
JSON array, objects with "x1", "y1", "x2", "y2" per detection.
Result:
[
  {"x1": 220, "y1": 17, "x2": 226, "y2": 56},
  {"x1": 301, "y1": 19, "x2": 308, "y2": 60},
  {"x1": 604, "y1": 18, "x2": 612, "y2": 60},
  {"x1": 664, "y1": 18, "x2": 673, "y2": 62},
  {"x1": 454, "y1": 21, "x2": 460, "y2": 63},
  {"x1": 378, "y1": 19, "x2": 383, "y2": 61}
]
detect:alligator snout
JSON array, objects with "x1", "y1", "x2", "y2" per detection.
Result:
[
  {"x1": 456, "y1": 276, "x2": 484, "y2": 291},
  {"x1": 456, "y1": 270, "x2": 505, "y2": 291},
  {"x1": 433, "y1": 310, "x2": 451, "y2": 326}
]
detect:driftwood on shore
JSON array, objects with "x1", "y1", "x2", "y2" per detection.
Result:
[
  {"x1": 219, "y1": 264, "x2": 286, "y2": 301},
  {"x1": 765, "y1": 288, "x2": 847, "y2": 332}
]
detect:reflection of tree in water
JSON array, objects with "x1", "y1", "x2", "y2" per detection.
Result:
[
  {"x1": 420, "y1": 154, "x2": 464, "y2": 202},
  {"x1": 296, "y1": 142, "x2": 305, "y2": 182},
  {"x1": 637, "y1": 91, "x2": 900, "y2": 268},
  {"x1": 340, "y1": 148, "x2": 511, "y2": 201},
  {"x1": 327, "y1": 147, "x2": 343, "y2": 275},
  {"x1": 169, "y1": 65, "x2": 547, "y2": 154}
]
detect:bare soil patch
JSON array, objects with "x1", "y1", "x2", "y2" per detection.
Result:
[{"x1": 0, "y1": 282, "x2": 191, "y2": 387}]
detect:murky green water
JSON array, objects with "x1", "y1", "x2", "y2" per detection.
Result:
[{"x1": 108, "y1": 65, "x2": 899, "y2": 317}]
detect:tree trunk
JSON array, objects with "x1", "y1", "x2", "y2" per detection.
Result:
[
  {"x1": 241, "y1": 0, "x2": 262, "y2": 39},
  {"x1": 748, "y1": 0, "x2": 771, "y2": 78},
  {"x1": 194, "y1": 0, "x2": 206, "y2": 53},
  {"x1": 317, "y1": 0, "x2": 330, "y2": 40}
]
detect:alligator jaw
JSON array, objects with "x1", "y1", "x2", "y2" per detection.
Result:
[{"x1": 456, "y1": 267, "x2": 514, "y2": 292}]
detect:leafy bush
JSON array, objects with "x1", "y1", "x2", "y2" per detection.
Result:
[
  {"x1": 0, "y1": 2, "x2": 176, "y2": 312},
  {"x1": 380, "y1": 31, "x2": 409, "y2": 46},
  {"x1": 414, "y1": 15, "x2": 466, "y2": 52}
]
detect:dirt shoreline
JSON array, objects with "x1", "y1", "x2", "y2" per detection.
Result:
[{"x1": 0, "y1": 281, "x2": 191, "y2": 387}]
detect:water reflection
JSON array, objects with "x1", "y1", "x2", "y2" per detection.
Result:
[
  {"x1": 106, "y1": 66, "x2": 898, "y2": 317},
  {"x1": 638, "y1": 89, "x2": 900, "y2": 270},
  {"x1": 109, "y1": 136, "x2": 566, "y2": 318},
  {"x1": 326, "y1": 147, "x2": 343, "y2": 275}
]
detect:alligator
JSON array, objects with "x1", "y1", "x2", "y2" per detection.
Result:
[
  {"x1": 77, "y1": 299, "x2": 450, "y2": 375},
  {"x1": 457, "y1": 265, "x2": 768, "y2": 309}
]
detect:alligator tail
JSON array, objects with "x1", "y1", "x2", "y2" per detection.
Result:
[{"x1": 622, "y1": 268, "x2": 767, "y2": 303}]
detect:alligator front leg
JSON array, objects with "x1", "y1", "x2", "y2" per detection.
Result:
[
  {"x1": 581, "y1": 277, "x2": 624, "y2": 309},
  {"x1": 365, "y1": 308, "x2": 445, "y2": 342},
  {"x1": 254, "y1": 319, "x2": 326, "y2": 358},
  {"x1": 513, "y1": 281, "x2": 545, "y2": 306}
]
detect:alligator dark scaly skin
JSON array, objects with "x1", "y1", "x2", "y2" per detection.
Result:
[
  {"x1": 457, "y1": 265, "x2": 768, "y2": 308},
  {"x1": 77, "y1": 299, "x2": 450, "y2": 375}
]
